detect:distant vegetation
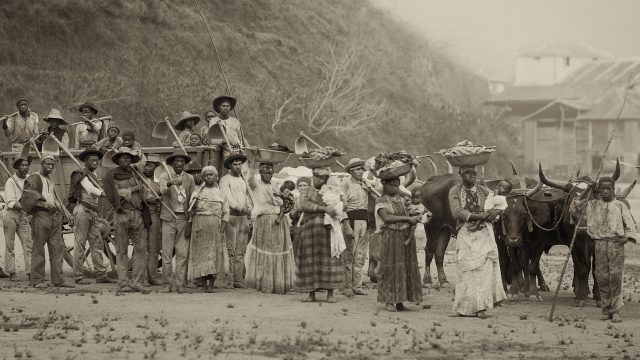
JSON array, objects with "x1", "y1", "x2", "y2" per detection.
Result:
[{"x1": 0, "y1": 0, "x2": 515, "y2": 178}]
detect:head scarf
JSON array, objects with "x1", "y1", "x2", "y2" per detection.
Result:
[
  {"x1": 259, "y1": 163, "x2": 274, "y2": 170},
  {"x1": 458, "y1": 165, "x2": 477, "y2": 175},
  {"x1": 297, "y1": 176, "x2": 312, "y2": 186},
  {"x1": 312, "y1": 167, "x2": 331, "y2": 177},
  {"x1": 16, "y1": 97, "x2": 29, "y2": 106},
  {"x1": 201, "y1": 166, "x2": 218, "y2": 176}
]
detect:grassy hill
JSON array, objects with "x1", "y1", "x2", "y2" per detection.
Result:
[{"x1": 0, "y1": 0, "x2": 515, "y2": 178}]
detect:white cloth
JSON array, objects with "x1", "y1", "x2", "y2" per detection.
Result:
[
  {"x1": 4, "y1": 174, "x2": 26, "y2": 209},
  {"x1": 80, "y1": 174, "x2": 104, "y2": 197},
  {"x1": 319, "y1": 185, "x2": 346, "y2": 258},
  {"x1": 484, "y1": 192, "x2": 508, "y2": 220}
]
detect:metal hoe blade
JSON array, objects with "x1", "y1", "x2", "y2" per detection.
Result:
[
  {"x1": 42, "y1": 137, "x2": 60, "y2": 156},
  {"x1": 152, "y1": 120, "x2": 171, "y2": 140}
]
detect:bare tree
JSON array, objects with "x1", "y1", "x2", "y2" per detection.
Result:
[{"x1": 271, "y1": 94, "x2": 296, "y2": 131}]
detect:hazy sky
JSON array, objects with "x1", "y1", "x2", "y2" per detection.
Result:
[{"x1": 371, "y1": 0, "x2": 640, "y2": 81}]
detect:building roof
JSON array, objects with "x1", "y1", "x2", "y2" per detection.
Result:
[
  {"x1": 577, "y1": 88, "x2": 640, "y2": 121},
  {"x1": 517, "y1": 42, "x2": 610, "y2": 59},
  {"x1": 485, "y1": 59, "x2": 640, "y2": 107}
]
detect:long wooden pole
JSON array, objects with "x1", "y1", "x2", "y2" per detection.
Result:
[
  {"x1": 47, "y1": 135, "x2": 104, "y2": 193},
  {"x1": 548, "y1": 75, "x2": 632, "y2": 322},
  {"x1": 131, "y1": 167, "x2": 178, "y2": 219}
]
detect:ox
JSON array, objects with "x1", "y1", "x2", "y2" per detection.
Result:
[{"x1": 537, "y1": 160, "x2": 636, "y2": 306}]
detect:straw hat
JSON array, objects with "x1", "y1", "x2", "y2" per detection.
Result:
[
  {"x1": 174, "y1": 111, "x2": 201, "y2": 131},
  {"x1": 12, "y1": 156, "x2": 32, "y2": 170},
  {"x1": 78, "y1": 102, "x2": 98, "y2": 114},
  {"x1": 212, "y1": 95, "x2": 236, "y2": 113},
  {"x1": 111, "y1": 147, "x2": 141, "y2": 164},
  {"x1": 143, "y1": 153, "x2": 162, "y2": 165},
  {"x1": 166, "y1": 150, "x2": 192, "y2": 165},
  {"x1": 43, "y1": 109, "x2": 69, "y2": 125},
  {"x1": 78, "y1": 147, "x2": 103, "y2": 162},
  {"x1": 223, "y1": 153, "x2": 247, "y2": 169}
]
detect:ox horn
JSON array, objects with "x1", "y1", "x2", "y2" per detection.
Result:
[
  {"x1": 446, "y1": 161, "x2": 453, "y2": 175},
  {"x1": 619, "y1": 180, "x2": 637, "y2": 199},
  {"x1": 525, "y1": 181, "x2": 543, "y2": 197},
  {"x1": 509, "y1": 161, "x2": 519, "y2": 176},
  {"x1": 428, "y1": 159, "x2": 438, "y2": 175},
  {"x1": 612, "y1": 158, "x2": 621, "y2": 181},
  {"x1": 403, "y1": 167, "x2": 417, "y2": 188},
  {"x1": 575, "y1": 163, "x2": 581, "y2": 179},
  {"x1": 539, "y1": 163, "x2": 573, "y2": 192}
]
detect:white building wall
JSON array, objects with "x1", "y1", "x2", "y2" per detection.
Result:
[{"x1": 515, "y1": 56, "x2": 595, "y2": 86}]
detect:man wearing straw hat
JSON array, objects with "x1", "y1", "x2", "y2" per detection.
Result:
[
  {"x1": 21, "y1": 154, "x2": 75, "y2": 288},
  {"x1": 219, "y1": 153, "x2": 251, "y2": 288},
  {"x1": 341, "y1": 157, "x2": 373, "y2": 297},
  {"x1": 3, "y1": 155, "x2": 33, "y2": 281},
  {"x1": 2, "y1": 97, "x2": 39, "y2": 152},
  {"x1": 69, "y1": 147, "x2": 113, "y2": 285},
  {"x1": 140, "y1": 154, "x2": 164, "y2": 286},
  {"x1": 158, "y1": 150, "x2": 195, "y2": 293},
  {"x1": 173, "y1": 111, "x2": 200, "y2": 148},
  {"x1": 75, "y1": 102, "x2": 103, "y2": 148},
  {"x1": 208, "y1": 96, "x2": 246, "y2": 157},
  {"x1": 35, "y1": 109, "x2": 70, "y2": 149},
  {"x1": 103, "y1": 147, "x2": 148, "y2": 292}
]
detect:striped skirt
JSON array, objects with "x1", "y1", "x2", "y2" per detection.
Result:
[
  {"x1": 295, "y1": 215, "x2": 344, "y2": 291},
  {"x1": 245, "y1": 214, "x2": 295, "y2": 294},
  {"x1": 377, "y1": 227, "x2": 423, "y2": 304}
]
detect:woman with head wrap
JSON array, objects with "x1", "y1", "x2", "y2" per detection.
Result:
[
  {"x1": 186, "y1": 166, "x2": 230, "y2": 292},
  {"x1": 449, "y1": 165, "x2": 506, "y2": 318},
  {"x1": 295, "y1": 167, "x2": 346, "y2": 303},
  {"x1": 245, "y1": 159, "x2": 295, "y2": 294},
  {"x1": 375, "y1": 176, "x2": 423, "y2": 311}
]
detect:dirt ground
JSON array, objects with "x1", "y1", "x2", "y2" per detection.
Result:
[{"x1": 0, "y1": 200, "x2": 639, "y2": 359}]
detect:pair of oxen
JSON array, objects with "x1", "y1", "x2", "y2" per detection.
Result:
[{"x1": 419, "y1": 160, "x2": 636, "y2": 307}]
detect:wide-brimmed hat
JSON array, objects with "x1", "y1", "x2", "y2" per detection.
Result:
[
  {"x1": 212, "y1": 95, "x2": 236, "y2": 113},
  {"x1": 12, "y1": 156, "x2": 32, "y2": 170},
  {"x1": 174, "y1": 111, "x2": 201, "y2": 131},
  {"x1": 78, "y1": 147, "x2": 103, "y2": 162},
  {"x1": 78, "y1": 102, "x2": 98, "y2": 114},
  {"x1": 223, "y1": 153, "x2": 247, "y2": 169},
  {"x1": 345, "y1": 158, "x2": 365, "y2": 173},
  {"x1": 43, "y1": 109, "x2": 69, "y2": 125},
  {"x1": 185, "y1": 160, "x2": 202, "y2": 174},
  {"x1": 111, "y1": 147, "x2": 141, "y2": 164},
  {"x1": 166, "y1": 150, "x2": 192, "y2": 165}
]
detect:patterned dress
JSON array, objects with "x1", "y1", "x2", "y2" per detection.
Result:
[
  {"x1": 187, "y1": 186, "x2": 230, "y2": 280},
  {"x1": 295, "y1": 187, "x2": 344, "y2": 291},
  {"x1": 375, "y1": 195, "x2": 423, "y2": 304},
  {"x1": 449, "y1": 184, "x2": 506, "y2": 315}
]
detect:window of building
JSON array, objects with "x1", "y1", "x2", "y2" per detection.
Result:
[{"x1": 565, "y1": 57, "x2": 571, "y2": 66}]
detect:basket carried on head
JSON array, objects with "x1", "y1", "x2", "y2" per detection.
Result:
[
  {"x1": 299, "y1": 156, "x2": 341, "y2": 168},
  {"x1": 376, "y1": 162, "x2": 413, "y2": 180},
  {"x1": 436, "y1": 140, "x2": 496, "y2": 167}
]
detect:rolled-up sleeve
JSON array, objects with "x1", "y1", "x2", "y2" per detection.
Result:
[{"x1": 4, "y1": 178, "x2": 18, "y2": 209}]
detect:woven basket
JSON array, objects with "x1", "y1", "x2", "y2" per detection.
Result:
[
  {"x1": 299, "y1": 156, "x2": 340, "y2": 168},
  {"x1": 376, "y1": 162, "x2": 413, "y2": 180},
  {"x1": 445, "y1": 152, "x2": 491, "y2": 167}
]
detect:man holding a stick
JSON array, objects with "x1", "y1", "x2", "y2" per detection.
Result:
[
  {"x1": 75, "y1": 102, "x2": 103, "y2": 148},
  {"x1": 2, "y1": 97, "x2": 39, "y2": 152},
  {"x1": 103, "y1": 147, "x2": 148, "y2": 292},
  {"x1": 158, "y1": 151, "x2": 195, "y2": 293},
  {"x1": 69, "y1": 148, "x2": 113, "y2": 285},
  {"x1": 3, "y1": 156, "x2": 33, "y2": 281},
  {"x1": 208, "y1": 96, "x2": 246, "y2": 158},
  {"x1": 140, "y1": 154, "x2": 164, "y2": 286}
]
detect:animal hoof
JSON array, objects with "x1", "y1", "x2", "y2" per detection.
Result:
[
  {"x1": 574, "y1": 300, "x2": 585, "y2": 307},
  {"x1": 539, "y1": 285, "x2": 550, "y2": 292},
  {"x1": 440, "y1": 282, "x2": 452, "y2": 289},
  {"x1": 507, "y1": 294, "x2": 518, "y2": 301},
  {"x1": 422, "y1": 282, "x2": 433, "y2": 289}
]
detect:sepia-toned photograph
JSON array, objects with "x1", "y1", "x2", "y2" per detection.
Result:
[{"x1": 0, "y1": 0, "x2": 639, "y2": 358}]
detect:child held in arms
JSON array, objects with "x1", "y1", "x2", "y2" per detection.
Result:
[
  {"x1": 570, "y1": 177, "x2": 637, "y2": 323},
  {"x1": 467, "y1": 180, "x2": 511, "y2": 232},
  {"x1": 275, "y1": 180, "x2": 296, "y2": 225},
  {"x1": 404, "y1": 188, "x2": 432, "y2": 245}
]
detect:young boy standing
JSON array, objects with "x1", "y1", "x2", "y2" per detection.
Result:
[{"x1": 570, "y1": 177, "x2": 637, "y2": 322}]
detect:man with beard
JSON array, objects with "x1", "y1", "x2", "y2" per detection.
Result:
[
  {"x1": 3, "y1": 156, "x2": 33, "y2": 281},
  {"x1": 2, "y1": 97, "x2": 39, "y2": 151},
  {"x1": 21, "y1": 154, "x2": 75, "y2": 288},
  {"x1": 103, "y1": 147, "x2": 147, "y2": 292},
  {"x1": 158, "y1": 151, "x2": 195, "y2": 293},
  {"x1": 69, "y1": 147, "x2": 113, "y2": 285}
]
